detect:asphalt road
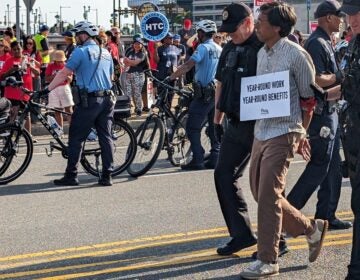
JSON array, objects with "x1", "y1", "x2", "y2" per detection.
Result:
[{"x1": 0, "y1": 136, "x2": 354, "y2": 279}]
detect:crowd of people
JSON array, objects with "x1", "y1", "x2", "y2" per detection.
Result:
[{"x1": 0, "y1": 0, "x2": 360, "y2": 278}]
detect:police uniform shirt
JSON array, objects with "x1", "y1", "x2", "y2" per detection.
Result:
[
  {"x1": 66, "y1": 40, "x2": 114, "y2": 92},
  {"x1": 304, "y1": 26, "x2": 339, "y2": 79},
  {"x1": 215, "y1": 32, "x2": 261, "y2": 118},
  {"x1": 191, "y1": 38, "x2": 222, "y2": 86}
]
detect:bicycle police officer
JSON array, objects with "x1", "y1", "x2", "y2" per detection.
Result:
[
  {"x1": 340, "y1": 1, "x2": 360, "y2": 278},
  {"x1": 169, "y1": 20, "x2": 221, "y2": 170},
  {"x1": 45, "y1": 21, "x2": 115, "y2": 186}
]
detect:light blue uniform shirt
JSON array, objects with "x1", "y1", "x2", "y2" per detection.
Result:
[
  {"x1": 190, "y1": 39, "x2": 222, "y2": 86},
  {"x1": 66, "y1": 40, "x2": 114, "y2": 92}
]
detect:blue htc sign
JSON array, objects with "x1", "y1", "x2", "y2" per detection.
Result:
[{"x1": 140, "y1": 12, "x2": 169, "y2": 41}]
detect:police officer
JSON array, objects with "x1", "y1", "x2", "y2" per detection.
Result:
[
  {"x1": 287, "y1": 0, "x2": 352, "y2": 230},
  {"x1": 169, "y1": 20, "x2": 221, "y2": 170},
  {"x1": 340, "y1": 1, "x2": 360, "y2": 278},
  {"x1": 45, "y1": 21, "x2": 115, "y2": 186},
  {"x1": 212, "y1": 3, "x2": 289, "y2": 257}
]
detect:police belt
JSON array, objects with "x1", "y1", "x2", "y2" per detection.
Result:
[{"x1": 87, "y1": 90, "x2": 112, "y2": 97}]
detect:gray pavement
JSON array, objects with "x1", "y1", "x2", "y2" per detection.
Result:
[{"x1": 0, "y1": 138, "x2": 354, "y2": 279}]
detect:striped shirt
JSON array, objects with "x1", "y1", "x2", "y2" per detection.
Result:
[{"x1": 254, "y1": 38, "x2": 315, "y2": 141}]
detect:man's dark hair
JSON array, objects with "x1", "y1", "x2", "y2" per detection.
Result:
[
  {"x1": 10, "y1": 41, "x2": 20, "y2": 49},
  {"x1": 4, "y1": 30, "x2": 14, "y2": 38},
  {"x1": 260, "y1": 2, "x2": 297, "y2": 38}
]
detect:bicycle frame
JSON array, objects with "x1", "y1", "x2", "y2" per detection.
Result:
[
  {"x1": 18, "y1": 100, "x2": 70, "y2": 156},
  {"x1": 137, "y1": 82, "x2": 185, "y2": 151}
]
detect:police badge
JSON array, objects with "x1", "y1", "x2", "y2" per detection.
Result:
[{"x1": 222, "y1": 10, "x2": 229, "y2": 21}]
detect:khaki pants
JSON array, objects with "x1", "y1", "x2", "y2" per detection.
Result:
[{"x1": 249, "y1": 132, "x2": 314, "y2": 263}]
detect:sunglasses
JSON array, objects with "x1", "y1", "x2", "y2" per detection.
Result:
[
  {"x1": 0, "y1": 45, "x2": 4, "y2": 47},
  {"x1": 26, "y1": 42, "x2": 33, "y2": 45}
]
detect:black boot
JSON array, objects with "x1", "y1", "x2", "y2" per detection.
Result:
[
  {"x1": 54, "y1": 173, "x2": 79, "y2": 186},
  {"x1": 98, "y1": 173, "x2": 112, "y2": 186}
]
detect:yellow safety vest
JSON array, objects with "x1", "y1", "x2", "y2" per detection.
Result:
[{"x1": 33, "y1": 33, "x2": 50, "y2": 64}]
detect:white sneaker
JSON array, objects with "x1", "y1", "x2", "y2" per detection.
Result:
[
  {"x1": 306, "y1": 219, "x2": 328, "y2": 262},
  {"x1": 240, "y1": 260, "x2": 279, "y2": 279}
]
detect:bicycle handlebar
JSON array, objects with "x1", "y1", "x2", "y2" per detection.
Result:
[{"x1": 143, "y1": 69, "x2": 193, "y2": 98}]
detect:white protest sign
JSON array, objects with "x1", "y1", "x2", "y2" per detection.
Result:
[{"x1": 240, "y1": 70, "x2": 290, "y2": 121}]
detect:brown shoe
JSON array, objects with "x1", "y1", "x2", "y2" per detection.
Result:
[{"x1": 306, "y1": 219, "x2": 328, "y2": 262}]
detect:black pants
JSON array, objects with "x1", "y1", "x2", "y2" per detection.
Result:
[
  {"x1": 344, "y1": 110, "x2": 360, "y2": 279},
  {"x1": 287, "y1": 112, "x2": 341, "y2": 220},
  {"x1": 214, "y1": 120, "x2": 256, "y2": 242},
  {"x1": 66, "y1": 95, "x2": 114, "y2": 176}
]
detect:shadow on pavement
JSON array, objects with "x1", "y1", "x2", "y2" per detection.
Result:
[{"x1": 0, "y1": 237, "x2": 258, "y2": 279}]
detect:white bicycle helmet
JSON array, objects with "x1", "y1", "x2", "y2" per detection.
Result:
[
  {"x1": 335, "y1": 40, "x2": 348, "y2": 52},
  {"x1": 71, "y1": 21, "x2": 99, "y2": 37},
  {"x1": 196, "y1": 20, "x2": 217, "y2": 33}
]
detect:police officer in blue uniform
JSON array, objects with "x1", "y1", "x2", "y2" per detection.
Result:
[
  {"x1": 46, "y1": 21, "x2": 115, "y2": 186},
  {"x1": 287, "y1": 0, "x2": 352, "y2": 230},
  {"x1": 169, "y1": 20, "x2": 221, "y2": 170},
  {"x1": 340, "y1": 1, "x2": 360, "y2": 278}
]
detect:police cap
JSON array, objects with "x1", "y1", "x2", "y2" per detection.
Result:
[
  {"x1": 341, "y1": 0, "x2": 360, "y2": 15},
  {"x1": 218, "y1": 3, "x2": 252, "y2": 33},
  {"x1": 314, "y1": 0, "x2": 346, "y2": 19}
]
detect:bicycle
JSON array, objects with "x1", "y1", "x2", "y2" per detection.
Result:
[
  {"x1": 127, "y1": 70, "x2": 196, "y2": 177},
  {"x1": 0, "y1": 79, "x2": 137, "y2": 185}
]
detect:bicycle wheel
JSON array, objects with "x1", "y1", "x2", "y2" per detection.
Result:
[
  {"x1": 0, "y1": 124, "x2": 33, "y2": 185},
  {"x1": 81, "y1": 119, "x2": 137, "y2": 177},
  {"x1": 168, "y1": 111, "x2": 191, "y2": 166},
  {"x1": 127, "y1": 116, "x2": 165, "y2": 177}
]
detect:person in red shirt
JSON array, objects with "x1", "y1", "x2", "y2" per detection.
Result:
[
  {"x1": 0, "y1": 39, "x2": 11, "y2": 97},
  {"x1": 45, "y1": 50, "x2": 73, "y2": 129},
  {"x1": 23, "y1": 36, "x2": 42, "y2": 92},
  {"x1": 1, "y1": 41, "x2": 39, "y2": 135}
]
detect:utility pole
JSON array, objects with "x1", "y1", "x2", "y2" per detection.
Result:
[{"x1": 60, "y1": 6, "x2": 71, "y2": 33}]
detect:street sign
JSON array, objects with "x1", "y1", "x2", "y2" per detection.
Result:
[
  {"x1": 137, "y1": 2, "x2": 159, "y2": 21},
  {"x1": 140, "y1": 12, "x2": 169, "y2": 41},
  {"x1": 23, "y1": 0, "x2": 36, "y2": 10}
]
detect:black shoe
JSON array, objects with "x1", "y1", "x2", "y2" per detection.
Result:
[
  {"x1": 98, "y1": 175, "x2": 113, "y2": 186},
  {"x1": 180, "y1": 160, "x2": 205, "y2": 171},
  {"x1": 251, "y1": 243, "x2": 290, "y2": 260},
  {"x1": 217, "y1": 238, "x2": 257, "y2": 256},
  {"x1": 329, "y1": 218, "x2": 353, "y2": 230},
  {"x1": 54, "y1": 175, "x2": 79, "y2": 186},
  {"x1": 142, "y1": 107, "x2": 150, "y2": 112}
]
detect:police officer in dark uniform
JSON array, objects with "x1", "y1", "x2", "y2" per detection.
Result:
[
  {"x1": 46, "y1": 21, "x2": 115, "y2": 186},
  {"x1": 212, "y1": 3, "x2": 289, "y2": 256},
  {"x1": 287, "y1": 0, "x2": 352, "y2": 230},
  {"x1": 340, "y1": 1, "x2": 360, "y2": 278}
]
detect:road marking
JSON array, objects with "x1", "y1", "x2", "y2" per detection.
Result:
[
  {"x1": 0, "y1": 212, "x2": 353, "y2": 264},
  {"x1": 1, "y1": 237, "x2": 351, "y2": 280},
  {"x1": 0, "y1": 230, "x2": 353, "y2": 274}
]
